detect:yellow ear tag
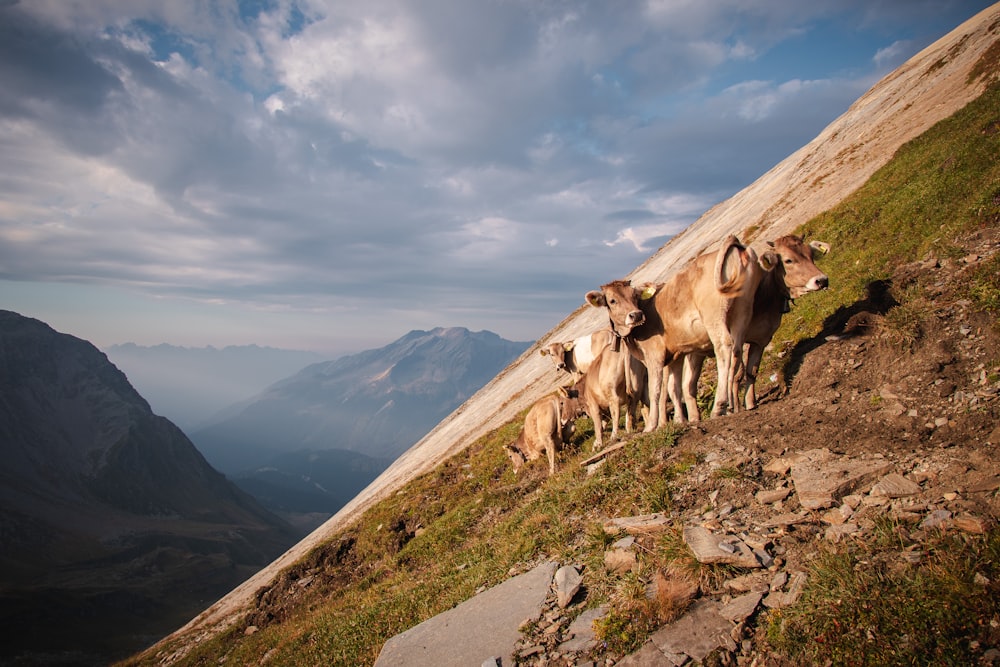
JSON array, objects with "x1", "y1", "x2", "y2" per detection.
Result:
[
  {"x1": 639, "y1": 284, "x2": 656, "y2": 300},
  {"x1": 760, "y1": 254, "x2": 774, "y2": 270}
]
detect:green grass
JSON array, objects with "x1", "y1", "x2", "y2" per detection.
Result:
[
  {"x1": 131, "y1": 418, "x2": 689, "y2": 666},
  {"x1": 768, "y1": 524, "x2": 1000, "y2": 666}
]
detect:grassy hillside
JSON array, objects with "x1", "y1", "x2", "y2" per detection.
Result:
[{"x1": 124, "y1": 73, "x2": 1000, "y2": 667}]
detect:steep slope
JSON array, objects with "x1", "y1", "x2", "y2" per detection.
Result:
[
  {"x1": 191, "y1": 327, "x2": 529, "y2": 470},
  {"x1": 0, "y1": 311, "x2": 299, "y2": 665},
  {"x1": 140, "y1": 3, "x2": 1000, "y2": 656}
]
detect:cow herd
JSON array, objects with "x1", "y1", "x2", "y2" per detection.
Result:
[{"x1": 505, "y1": 234, "x2": 830, "y2": 476}]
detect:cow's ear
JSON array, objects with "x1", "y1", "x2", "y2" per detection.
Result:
[
  {"x1": 766, "y1": 240, "x2": 776, "y2": 248},
  {"x1": 557, "y1": 385, "x2": 569, "y2": 397},
  {"x1": 585, "y1": 290, "x2": 606, "y2": 308},
  {"x1": 809, "y1": 240, "x2": 831, "y2": 256},
  {"x1": 539, "y1": 348, "x2": 550, "y2": 357},
  {"x1": 759, "y1": 250, "x2": 779, "y2": 271},
  {"x1": 563, "y1": 341, "x2": 576, "y2": 351},
  {"x1": 639, "y1": 283, "x2": 657, "y2": 300}
]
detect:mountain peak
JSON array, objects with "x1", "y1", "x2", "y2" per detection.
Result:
[{"x1": 192, "y1": 327, "x2": 530, "y2": 470}]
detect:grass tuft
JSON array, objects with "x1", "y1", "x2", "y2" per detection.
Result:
[{"x1": 767, "y1": 526, "x2": 1000, "y2": 666}]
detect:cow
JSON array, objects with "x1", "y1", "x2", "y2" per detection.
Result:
[
  {"x1": 742, "y1": 235, "x2": 830, "y2": 409},
  {"x1": 567, "y1": 341, "x2": 647, "y2": 451},
  {"x1": 504, "y1": 387, "x2": 581, "y2": 475},
  {"x1": 540, "y1": 328, "x2": 615, "y2": 379},
  {"x1": 586, "y1": 235, "x2": 766, "y2": 430},
  {"x1": 669, "y1": 235, "x2": 830, "y2": 418}
]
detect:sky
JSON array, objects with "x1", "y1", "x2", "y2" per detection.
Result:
[{"x1": 0, "y1": 0, "x2": 994, "y2": 357}]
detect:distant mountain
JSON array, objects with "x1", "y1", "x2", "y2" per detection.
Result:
[
  {"x1": 104, "y1": 343, "x2": 325, "y2": 432},
  {"x1": 191, "y1": 327, "x2": 530, "y2": 513},
  {"x1": 0, "y1": 310, "x2": 300, "y2": 665}
]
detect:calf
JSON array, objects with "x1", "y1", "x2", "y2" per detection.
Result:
[
  {"x1": 504, "y1": 387, "x2": 580, "y2": 475},
  {"x1": 586, "y1": 235, "x2": 766, "y2": 429},
  {"x1": 568, "y1": 342, "x2": 647, "y2": 451},
  {"x1": 540, "y1": 328, "x2": 615, "y2": 379}
]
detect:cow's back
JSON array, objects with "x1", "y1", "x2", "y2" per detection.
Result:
[{"x1": 522, "y1": 396, "x2": 560, "y2": 451}]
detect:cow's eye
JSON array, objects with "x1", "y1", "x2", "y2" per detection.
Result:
[{"x1": 784, "y1": 258, "x2": 793, "y2": 264}]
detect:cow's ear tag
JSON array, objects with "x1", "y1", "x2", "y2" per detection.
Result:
[
  {"x1": 639, "y1": 284, "x2": 657, "y2": 300},
  {"x1": 810, "y1": 240, "x2": 831, "y2": 255}
]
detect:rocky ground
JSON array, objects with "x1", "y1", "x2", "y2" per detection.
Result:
[{"x1": 507, "y1": 228, "x2": 1000, "y2": 666}]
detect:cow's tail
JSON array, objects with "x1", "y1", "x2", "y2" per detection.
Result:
[{"x1": 715, "y1": 235, "x2": 758, "y2": 295}]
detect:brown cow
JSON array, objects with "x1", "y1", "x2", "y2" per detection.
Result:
[
  {"x1": 586, "y1": 235, "x2": 766, "y2": 429},
  {"x1": 567, "y1": 341, "x2": 647, "y2": 451},
  {"x1": 540, "y1": 328, "x2": 615, "y2": 379},
  {"x1": 742, "y1": 235, "x2": 830, "y2": 408},
  {"x1": 670, "y1": 235, "x2": 830, "y2": 417},
  {"x1": 504, "y1": 387, "x2": 580, "y2": 475}
]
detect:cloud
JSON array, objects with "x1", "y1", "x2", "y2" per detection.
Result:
[{"x1": 0, "y1": 0, "x2": 992, "y2": 350}]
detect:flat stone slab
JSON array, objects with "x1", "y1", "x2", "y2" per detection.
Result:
[
  {"x1": 762, "y1": 512, "x2": 811, "y2": 528},
  {"x1": 870, "y1": 472, "x2": 922, "y2": 498},
  {"x1": 617, "y1": 640, "x2": 683, "y2": 666},
  {"x1": 790, "y1": 448, "x2": 892, "y2": 509},
  {"x1": 649, "y1": 599, "x2": 737, "y2": 662},
  {"x1": 683, "y1": 526, "x2": 761, "y2": 568},
  {"x1": 604, "y1": 513, "x2": 672, "y2": 534},
  {"x1": 558, "y1": 605, "x2": 607, "y2": 653},
  {"x1": 719, "y1": 591, "x2": 763, "y2": 623},
  {"x1": 374, "y1": 561, "x2": 558, "y2": 667}
]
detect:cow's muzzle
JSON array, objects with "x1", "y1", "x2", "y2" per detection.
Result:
[
  {"x1": 807, "y1": 275, "x2": 829, "y2": 291},
  {"x1": 626, "y1": 310, "x2": 645, "y2": 327}
]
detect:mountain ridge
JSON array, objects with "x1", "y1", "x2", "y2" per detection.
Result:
[
  {"x1": 191, "y1": 326, "x2": 531, "y2": 471},
  {"x1": 0, "y1": 310, "x2": 300, "y2": 664}
]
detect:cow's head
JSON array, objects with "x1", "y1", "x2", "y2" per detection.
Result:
[
  {"x1": 766, "y1": 235, "x2": 830, "y2": 298},
  {"x1": 504, "y1": 444, "x2": 527, "y2": 473},
  {"x1": 585, "y1": 280, "x2": 650, "y2": 337},
  {"x1": 556, "y1": 385, "x2": 582, "y2": 423},
  {"x1": 539, "y1": 341, "x2": 573, "y2": 371}
]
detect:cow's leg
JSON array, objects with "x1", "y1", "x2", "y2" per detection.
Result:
[
  {"x1": 624, "y1": 379, "x2": 642, "y2": 433},
  {"x1": 609, "y1": 396, "x2": 621, "y2": 442},
  {"x1": 743, "y1": 342, "x2": 765, "y2": 410},
  {"x1": 644, "y1": 357, "x2": 667, "y2": 431},
  {"x1": 710, "y1": 334, "x2": 735, "y2": 417},
  {"x1": 682, "y1": 353, "x2": 706, "y2": 422},
  {"x1": 545, "y1": 436, "x2": 556, "y2": 476},
  {"x1": 588, "y1": 397, "x2": 605, "y2": 451},
  {"x1": 666, "y1": 356, "x2": 687, "y2": 423},
  {"x1": 727, "y1": 334, "x2": 747, "y2": 414}
]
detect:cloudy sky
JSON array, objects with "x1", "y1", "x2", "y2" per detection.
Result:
[{"x1": 0, "y1": 0, "x2": 993, "y2": 356}]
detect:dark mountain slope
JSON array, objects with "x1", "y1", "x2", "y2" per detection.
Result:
[{"x1": 0, "y1": 310, "x2": 299, "y2": 665}]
